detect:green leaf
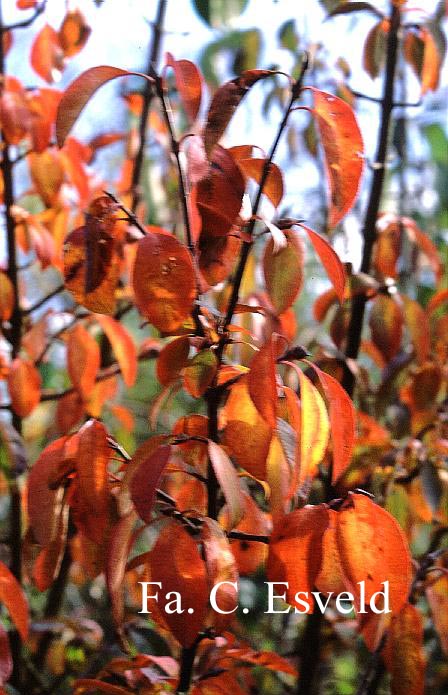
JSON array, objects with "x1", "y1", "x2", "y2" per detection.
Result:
[
  {"x1": 193, "y1": 0, "x2": 249, "y2": 28},
  {"x1": 200, "y1": 29, "x2": 261, "y2": 87},
  {"x1": 279, "y1": 19, "x2": 299, "y2": 52}
]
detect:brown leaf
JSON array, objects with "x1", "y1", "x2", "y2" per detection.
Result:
[
  {"x1": 401, "y1": 296, "x2": 431, "y2": 365},
  {"x1": 208, "y1": 441, "x2": 244, "y2": 530},
  {"x1": 203, "y1": 70, "x2": 276, "y2": 157},
  {"x1": 369, "y1": 294, "x2": 403, "y2": 362},
  {"x1": 106, "y1": 511, "x2": 137, "y2": 626},
  {"x1": 130, "y1": 445, "x2": 171, "y2": 523},
  {"x1": 0, "y1": 625, "x2": 12, "y2": 687},
  {"x1": 383, "y1": 603, "x2": 425, "y2": 694},
  {"x1": 363, "y1": 20, "x2": 388, "y2": 79}
]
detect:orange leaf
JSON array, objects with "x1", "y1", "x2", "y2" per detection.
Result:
[
  {"x1": 149, "y1": 520, "x2": 208, "y2": 647},
  {"x1": 156, "y1": 336, "x2": 190, "y2": 386},
  {"x1": 307, "y1": 362, "x2": 355, "y2": 483},
  {"x1": 132, "y1": 230, "x2": 196, "y2": 333},
  {"x1": 73, "y1": 680, "x2": 131, "y2": 695},
  {"x1": 94, "y1": 315, "x2": 137, "y2": 387},
  {"x1": 56, "y1": 66, "x2": 151, "y2": 147},
  {"x1": 0, "y1": 561, "x2": 29, "y2": 641},
  {"x1": 307, "y1": 87, "x2": 364, "y2": 227},
  {"x1": 75, "y1": 420, "x2": 111, "y2": 545},
  {"x1": 208, "y1": 441, "x2": 244, "y2": 530},
  {"x1": 58, "y1": 10, "x2": 91, "y2": 59},
  {"x1": 299, "y1": 224, "x2": 346, "y2": 302},
  {"x1": 32, "y1": 506, "x2": 69, "y2": 591},
  {"x1": 369, "y1": 294, "x2": 403, "y2": 362},
  {"x1": 336, "y1": 492, "x2": 412, "y2": 613},
  {"x1": 383, "y1": 603, "x2": 425, "y2": 695},
  {"x1": 166, "y1": 52, "x2": 202, "y2": 124},
  {"x1": 315, "y1": 509, "x2": 346, "y2": 595},
  {"x1": 427, "y1": 288, "x2": 448, "y2": 315},
  {"x1": 263, "y1": 229, "x2": 304, "y2": 313},
  {"x1": 285, "y1": 363, "x2": 330, "y2": 489},
  {"x1": 28, "y1": 150, "x2": 65, "y2": 207},
  {"x1": 401, "y1": 296, "x2": 431, "y2": 365},
  {"x1": 7, "y1": 357, "x2": 41, "y2": 417},
  {"x1": 248, "y1": 337, "x2": 279, "y2": 430},
  {"x1": 222, "y1": 377, "x2": 272, "y2": 480},
  {"x1": 30, "y1": 24, "x2": 63, "y2": 84},
  {"x1": 426, "y1": 573, "x2": 448, "y2": 655},
  {"x1": 0, "y1": 272, "x2": 14, "y2": 321},
  {"x1": 66, "y1": 324, "x2": 100, "y2": 400},
  {"x1": 403, "y1": 217, "x2": 442, "y2": 283},
  {"x1": 201, "y1": 518, "x2": 239, "y2": 633},
  {"x1": 130, "y1": 445, "x2": 171, "y2": 523},
  {"x1": 266, "y1": 505, "x2": 329, "y2": 609},
  {"x1": 222, "y1": 492, "x2": 269, "y2": 576},
  {"x1": 237, "y1": 158, "x2": 284, "y2": 207},
  {"x1": 203, "y1": 70, "x2": 277, "y2": 157}
]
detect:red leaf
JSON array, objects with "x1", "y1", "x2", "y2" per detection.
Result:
[
  {"x1": 132, "y1": 230, "x2": 196, "y2": 333},
  {"x1": 0, "y1": 561, "x2": 29, "y2": 641},
  {"x1": 130, "y1": 445, "x2": 171, "y2": 523},
  {"x1": 307, "y1": 87, "x2": 364, "y2": 227},
  {"x1": 166, "y1": 52, "x2": 202, "y2": 124},
  {"x1": 0, "y1": 625, "x2": 12, "y2": 686},
  {"x1": 58, "y1": 10, "x2": 91, "y2": 59},
  {"x1": 299, "y1": 224, "x2": 346, "y2": 302},
  {"x1": 248, "y1": 336, "x2": 279, "y2": 429},
  {"x1": 67, "y1": 324, "x2": 100, "y2": 400},
  {"x1": 56, "y1": 66, "x2": 151, "y2": 147},
  {"x1": 94, "y1": 315, "x2": 137, "y2": 387}
]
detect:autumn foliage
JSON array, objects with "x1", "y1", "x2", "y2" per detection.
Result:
[{"x1": 0, "y1": 1, "x2": 447, "y2": 694}]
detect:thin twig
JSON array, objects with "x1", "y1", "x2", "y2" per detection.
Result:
[
  {"x1": 130, "y1": 0, "x2": 167, "y2": 212},
  {"x1": 341, "y1": 3, "x2": 401, "y2": 397},
  {"x1": 0, "y1": 1, "x2": 46, "y2": 32},
  {"x1": 21, "y1": 284, "x2": 66, "y2": 315}
]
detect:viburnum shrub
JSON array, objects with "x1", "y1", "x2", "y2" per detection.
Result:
[{"x1": 0, "y1": 1, "x2": 446, "y2": 694}]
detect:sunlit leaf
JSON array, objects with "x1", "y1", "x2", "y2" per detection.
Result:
[
  {"x1": 404, "y1": 26, "x2": 441, "y2": 94},
  {"x1": 307, "y1": 362, "x2": 355, "y2": 483},
  {"x1": 383, "y1": 603, "x2": 425, "y2": 695},
  {"x1": 315, "y1": 509, "x2": 346, "y2": 594},
  {"x1": 336, "y1": 492, "x2": 412, "y2": 613},
  {"x1": 248, "y1": 335, "x2": 279, "y2": 429},
  {"x1": 306, "y1": 87, "x2": 364, "y2": 227},
  {"x1": 0, "y1": 273, "x2": 14, "y2": 322}
]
